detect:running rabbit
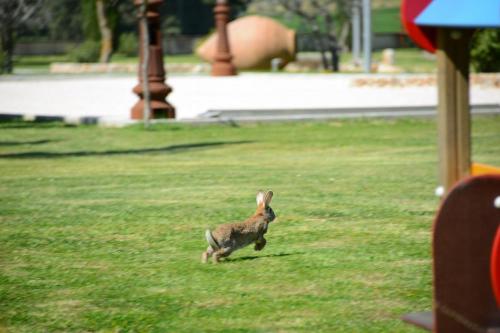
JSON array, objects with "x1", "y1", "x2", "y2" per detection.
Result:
[{"x1": 201, "y1": 190, "x2": 276, "y2": 263}]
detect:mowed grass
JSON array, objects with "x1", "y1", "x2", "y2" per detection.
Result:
[
  {"x1": 1, "y1": 117, "x2": 499, "y2": 332},
  {"x1": 11, "y1": 54, "x2": 202, "y2": 74},
  {"x1": 11, "y1": 49, "x2": 437, "y2": 75}
]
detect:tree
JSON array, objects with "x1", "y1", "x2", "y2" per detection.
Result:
[
  {"x1": 0, "y1": 0, "x2": 43, "y2": 73},
  {"x1": 471, "y1": 29, "x2": 500, "y2": 73},
  {"x1": 96, "y1": 0, "x2": 113, "y2": 62},
  {"x1": 43, "y1": 0, "x2": 83, "y2": 41},
  {"x1": 249, "y1": 0, "x2": 353, "y2": 72},
  {"x1": 79, "y1": 0, "x2": 120, "y2": 63}
]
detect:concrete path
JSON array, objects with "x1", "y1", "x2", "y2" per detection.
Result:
[{"x1": 0, "y1": 73, "x2": 499, "y2": 125}]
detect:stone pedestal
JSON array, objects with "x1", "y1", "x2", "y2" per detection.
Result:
[
  {"x1": 211, "y1": 0, "x2": 237, "y2": 76},
  {"x1": 131, "y1": 0, "x2": 175, "y2": 119}
]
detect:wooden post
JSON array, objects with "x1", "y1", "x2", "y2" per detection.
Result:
[
  {"x1": 211, "y1": 0, "x2": 237, "y2": 76},
  {"x1": 436, "y1": 28, "x2": 473, "y2": 193}
]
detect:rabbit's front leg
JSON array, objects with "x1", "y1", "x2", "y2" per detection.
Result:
[{"x1": 254, "y1": 236, "x2": 267, "y2": 251}]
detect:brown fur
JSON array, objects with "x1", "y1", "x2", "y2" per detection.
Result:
[{"x1": 201, "y1": 191, "x2": 275, "y2": 263}]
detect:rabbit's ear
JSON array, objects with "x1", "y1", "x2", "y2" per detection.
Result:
[
  {"x1": 264, "y1": 191, "x2": 273, "y2": 206},
  {"x1": 256, "y1": 191, "x2": 265, "y2": 206}
]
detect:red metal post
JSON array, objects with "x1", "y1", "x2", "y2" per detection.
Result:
[
  {"x1": 211, "y1": 0, "x2": 237, "y2": 76},
  {"x1": 131, "y1": 0, "x2": 175, "y2": 119}
]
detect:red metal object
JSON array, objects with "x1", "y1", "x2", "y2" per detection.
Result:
[
  {"x1": 492, "y1": 227, "x2": 500, "y2": 308},
  {"x1": 131, "y1": 0, "x2": 175, "y2": 119},
  {"x1": 400, "y1": 0, "x2": 437, "y2": 53},
  {"x1": 211, "y1": 0, "x2": 237, "y2": 76}
]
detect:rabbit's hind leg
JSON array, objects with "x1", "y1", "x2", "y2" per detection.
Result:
[
  {"x1": 201, "y1": 246, "x2": 214, "y2": 263},
  {"x1": 213, "y1": 247, "x2": 232, "y2": 263}
]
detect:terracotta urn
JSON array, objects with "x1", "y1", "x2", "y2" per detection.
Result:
[{"x1": 197, "y1": 15, "x2": 296, "y2": 70}]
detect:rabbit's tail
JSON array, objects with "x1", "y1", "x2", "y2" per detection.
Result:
[{"x1": 205, "y1": 229, "x2": 220, "y2": 250}]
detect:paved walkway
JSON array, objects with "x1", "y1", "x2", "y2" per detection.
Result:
[{"x1": 0, "y1": 73, "x2": 499, "y2": 125}]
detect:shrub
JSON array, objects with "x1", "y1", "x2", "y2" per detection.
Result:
[
  {"x1": 117, "y1": 32, "x2": 138, "y2": 57},
  {"x1": 69, "y1": 40, "x2": 100, "y2": 63},
  {"x1": 471, "y1": 29, "x2": 500, "y2": 73}
]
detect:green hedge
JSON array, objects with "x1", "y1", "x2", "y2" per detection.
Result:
[
  {"x1": 471, "y1": 29, "x2": 500, "y2": 73},
  {"x1": 69, "y1": 40, "x2": 100, "y2": 63}
]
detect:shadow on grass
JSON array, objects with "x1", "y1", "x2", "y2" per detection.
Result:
[
  {"x1": 0, "y1": 140, "x2": 253, "y2": 159},
  {"x1": 228, "y1": 252, "x2": 301, "y2": 262},
  {"x1": 0, "y1": 139, "x2": 55, "y2": 146},
  {"x1": 0, "y1": 119, "x2": 74, "y2": 129}
]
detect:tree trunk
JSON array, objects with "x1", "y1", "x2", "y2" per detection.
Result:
[
  {"x1": 332, "y1": 20, "x2": 351, "y2": 72},
  {"x1": 1, "y1": 24, "x2": 14, "y2": 74},
  {"x1": 338, "y1": 20, "x2": 350, "y2": 53},
  {"x1": 96, "y1": 0, "x2": 112, "y2": 63}
]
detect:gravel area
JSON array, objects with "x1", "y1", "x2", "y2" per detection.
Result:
[{"x1": 0, "y1": 73, "x2": 499, "y2": 125}]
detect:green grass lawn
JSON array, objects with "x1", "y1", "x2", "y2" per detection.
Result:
[
  {"x1": 341, "y1": 48, "x2": 437, "y2": 73},
  {"x1": 112, "y1": 54, "x2": 203, "y2": 64},
  {"x1": 11, "y1": 55, "x2": 71, "y2": 74},
  {"x1": 373, "y1": 48, "x2": 436, "y2": 73},
  {"x1": 10, "y1": 49, "x2": 437, "y2": 75},
  {"x1": 1, "y1": 117, "x2": 500, "y2": 332},
  {"x1": 11, "y1": 54, "x2": 203, "y2": 74},
  {"x1": 372, "y1": 7, "x2": 403, "y2": 34}
]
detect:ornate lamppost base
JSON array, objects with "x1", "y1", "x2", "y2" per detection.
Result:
[
  {"x1": 131, "y1": 101, "x2": 175, "y2": 119},
  {"x1": 211, "y1": 61, "x2": 237, "y2": 76},
  {"x1": 131, "y1": 79, "x2": 175, "y2": 119},
  {"x1": 131, "y1": 0, "x2": 175, "y2": 120},
  {"x1": 211, "y1": 0, "x2": 237, "y2": 77}
]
